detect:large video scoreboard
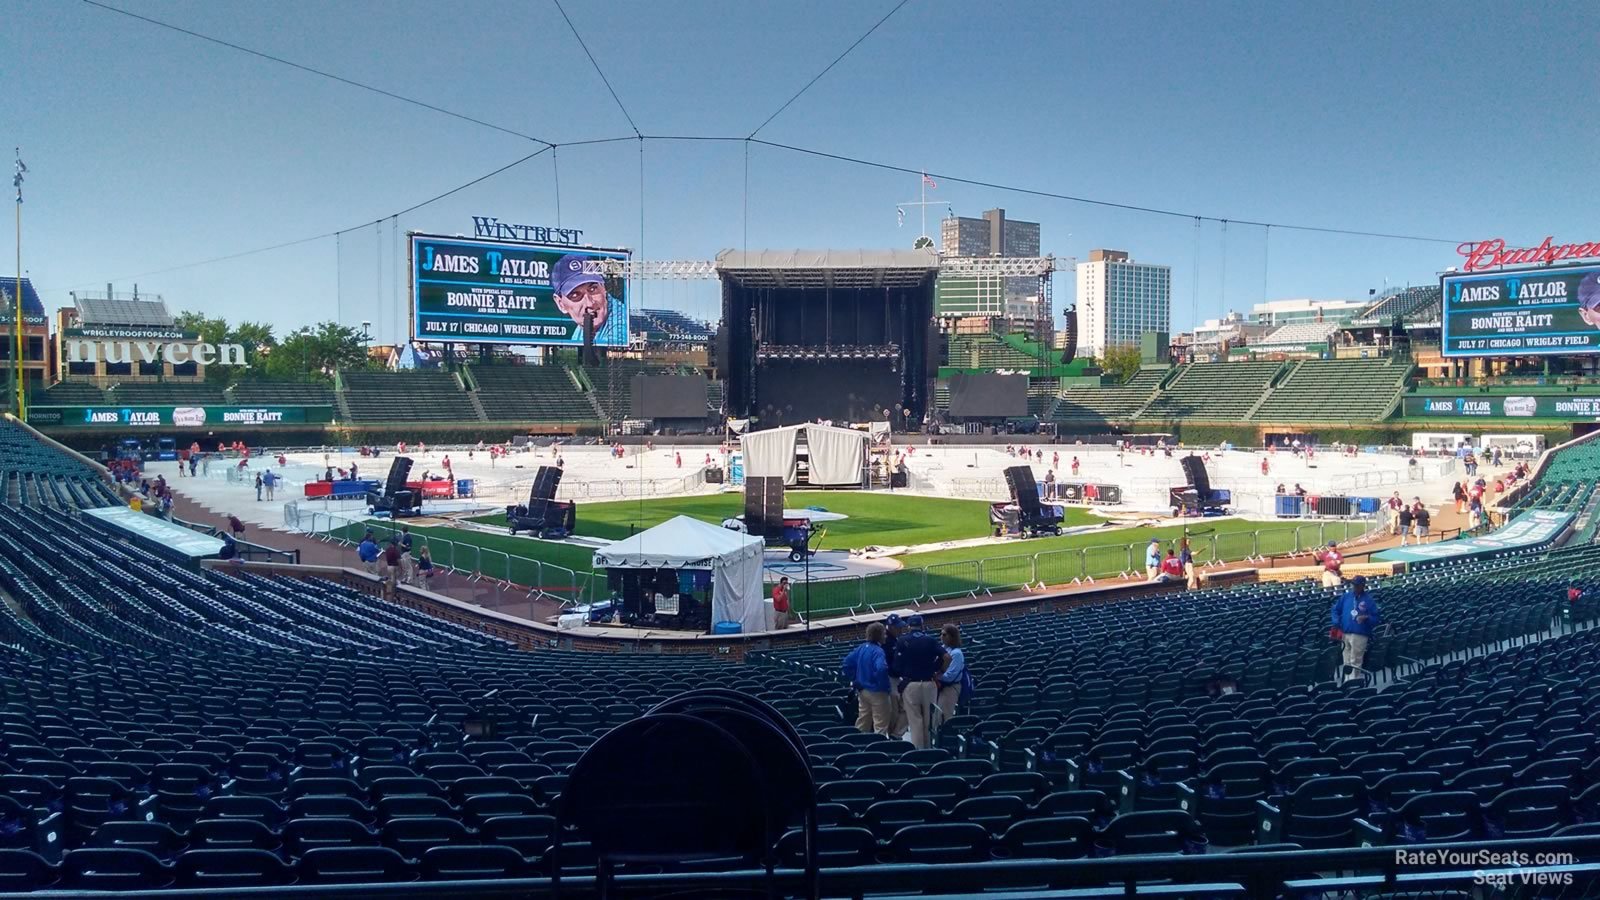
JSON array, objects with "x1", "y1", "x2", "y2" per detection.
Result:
[
  {"x1": 411, "y1": 234, "x2": 630, "y2": 347},
  {"x1": 1441, "y1": 262, "x2": 1600, "y2": 358}
]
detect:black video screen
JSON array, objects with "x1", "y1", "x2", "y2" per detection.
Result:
[
  {"x1": 756, "y1": 358, "x2": 901, "y2": 425},
  {"x1": 631, "y1": 374, "x2": 709, "y2": 418},
  {"x1": 948, "y1": 374, "x2": 1028, "y2": 417}
]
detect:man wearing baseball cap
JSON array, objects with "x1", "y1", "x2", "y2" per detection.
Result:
[
  {"x1": 1577, "y1": 273, "x2": 1600, "y2": 329},
  {"x1": 882, "y1": 614, "x2": 908, "y2": 738},
  {"x1": 895, "y1": 614, "x2": 950, "y2": 749},
  {"x1": 551, "y1": 254, "x2": 627, "y2": 346},
  {"x1": 1317, "y1": 541, "x2": 1343, "y2": 589},
  {"x1": 1330, "y1": 576, "x2": 1380, "y2": 682}
]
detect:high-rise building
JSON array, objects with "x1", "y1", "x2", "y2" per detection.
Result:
[
  {"x1": 936, "y1": 208, "x2": 1044, "y2": 327},
  {"x1": 1074, "y1": 249, "x2": 1172, "y2": 362}
]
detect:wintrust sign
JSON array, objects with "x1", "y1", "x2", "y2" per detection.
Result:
[
  {"x1": 1458, "y1": 237, "x2": 1600, "y2": 272},
  {"x1": 63, "y1": 340, "x2": 248, "y2": 367}
]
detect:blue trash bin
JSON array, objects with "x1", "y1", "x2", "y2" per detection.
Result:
[{"x1": 713, "y1": 621, "x2": 742, "y2": 635}]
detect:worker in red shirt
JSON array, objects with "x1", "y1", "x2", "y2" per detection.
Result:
[
  {"x1": 1159, "y1": 549, "x2": 1185, "y2": 583},
  {"x1": 772, "y1": 576, "x2": 793, "y2": 628},
  {"x1": 1318, "y1": 541, "x2": 1343, "y2": 589}
]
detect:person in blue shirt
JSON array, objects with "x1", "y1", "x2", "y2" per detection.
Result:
[
  {"x1": 934, "y1": 624, "x2": 968, "y2": 724},
  {"x1": 895, "y1": 615, "x2": 950, "y2": 749},
  {"x1": 1330, "y1": 575, "x2": 1381, "y2": 682},
  {"x1": 357, "y1": 536, "x2": 380, "y2": 576},
  {"x1": 840, "y1": 622, "x2": 892, "y2": 735}
]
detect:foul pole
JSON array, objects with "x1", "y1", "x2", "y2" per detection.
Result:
[{"x1": 12, "y1": 149, "x2": 26, "y2": 419}]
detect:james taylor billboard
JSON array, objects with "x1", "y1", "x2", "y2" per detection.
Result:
[
  {"x1": 1441, "y1": 262, "x2": 1600, "y2": 357},
  {"x1": 412, "y1": 234, "x2": 629, "y2": 347}
]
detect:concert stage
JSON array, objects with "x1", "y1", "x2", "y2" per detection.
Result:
[{"x1": 717, "y1": 249, "x2": 938, "y2": 427}]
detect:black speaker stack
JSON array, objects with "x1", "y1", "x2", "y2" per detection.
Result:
[
  {"x1": 366, "y1": 455, "x2": 422, "y2": 517},
  {"x1": 1060, "y1": 309, "x2": 1078, "y2": 365},
  {"x1": 385, "y1": 456, "x2": 414, "y2": 494},
  {"x1": 744, "y1": 476, "x2": 785, "y2": 540},
  {"x1": 1003, "y1": 465, "x2": 1041, "y2": 519},
  {"x1": 507, "y1": 466, "x2": 575, "y2": 536},
  {"x1": 1180, "y1": 455, "x2": 1211, "y2": 499}
]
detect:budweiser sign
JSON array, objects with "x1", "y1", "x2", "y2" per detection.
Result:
[{"x1": 1457, "y1": 236, "x2": 1600, "y2": 272}]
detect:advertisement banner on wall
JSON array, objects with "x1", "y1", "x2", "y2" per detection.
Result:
[
  {"x1": 411, "y1": 234, "x2": 630, "y2": 347},
  {"x1": 1441, "y1": 262, "x2": 1600, "y2": 357},
  {"x1": 26, "y1": 405, "x2": 334, "y2": 428},
  {"x1": 1403, "y1": 395, "x2": 1600, "y2": 419}
]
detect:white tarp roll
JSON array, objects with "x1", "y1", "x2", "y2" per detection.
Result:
[
  {"x1": 742, "y1": 426, "x2": 801, "y2": 485},
  {"x1": 805, "y1": 424, "x2": 867, "y2": 486}
]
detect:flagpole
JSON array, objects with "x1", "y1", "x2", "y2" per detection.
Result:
[
  {"x1": 12, "y1": 148, "x2": 24, "y2": 420},
  {"x1": 899, "y1": 172, "x2": 940, "y2": 247}
]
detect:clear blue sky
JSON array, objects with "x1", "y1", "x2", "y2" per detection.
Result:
[{"x1": 3, "y1": 0, "x2": 1596, "y2": 345}]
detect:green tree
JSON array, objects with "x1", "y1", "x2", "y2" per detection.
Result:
[
  {"x1": 173, "y1": 312, "x2": 278, "y2": 382},
  {"x1": 1098, "y1": 344, "x2": 1143, "y2": 384},
  {"x1": 264, "y1": 321, "x2": 372, "y2": 382},
  {"x1": 227, "y1": 321, "x2": 276, "y2": 380},
  {"x1": 174, "y1": 311, "x2": 228, "y2": 345}
]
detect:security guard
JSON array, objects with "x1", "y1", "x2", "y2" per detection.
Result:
[
  {"x1": 882, "y1": 614, "x2": 907, "y2": 737},
  {"x1": 895, "y1": 614, "x2": 950, "y2": 749}
]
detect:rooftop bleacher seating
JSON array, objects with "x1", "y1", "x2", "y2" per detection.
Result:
[
  {"x1": 1256, "y1": 322, "x2": 1338, "y2": 346},
  {"x1": 1355, "y1": 285, "x2": 1442, "y2": 324},
  {"x1": 339, "y1": 371, "x2": 479, "y2": 423},
  {"x1": 469, "y1": 365, "x2": 597, "y2": 423},
  {"x1": 630, "y1": 308, "x2": 713, "y2": 344},
  {"x1": 108, "y1": 383, "x2": 226, "y2": 405},
  {"x1": 1138, "y1": 361, "x2": 1285, "y2": 421},
  {"x1": 2, "y1": 419, "x2": 1600, "y2": 892},
  {"x1": 226, "y1": 382, "x2": 336, "y2": 406},
  {"x1": 1049, "y1": 369, "x2": 1166, "y2": 424},
  {"x1": 1249, "y1": 358, "x2": 1409, "y2": 422}
]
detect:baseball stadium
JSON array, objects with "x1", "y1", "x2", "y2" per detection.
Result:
[{"x1": 4, "y1": 2, "x2": 1600, "y2": 897}]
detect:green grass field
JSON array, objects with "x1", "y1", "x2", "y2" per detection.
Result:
[
  {"x1": 338, "y1": 493, "x2": 1375, "y2": 617},
  {"x1": 467, "y1": 491, "x2": 1095, "y2": 550}
]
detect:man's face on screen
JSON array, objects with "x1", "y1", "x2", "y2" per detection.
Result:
[{"x1": 556, "y1": 281, "x2": 609, "y2": 331}]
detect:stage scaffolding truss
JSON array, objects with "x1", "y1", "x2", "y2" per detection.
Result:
[{"x1": 581, "y1": 255, "x2": 1056, "y2": 280}]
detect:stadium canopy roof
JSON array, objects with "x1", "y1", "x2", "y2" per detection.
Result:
[
  {"x1": 715, "y1": 248, "x2": 939, "y2": 289},
  {"x1": 75, "y1": 296, "x2": 175, "y2": 328}
]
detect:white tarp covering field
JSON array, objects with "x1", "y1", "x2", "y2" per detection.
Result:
[{"x1": 152, "y1": 439, "x2": 1462, "y2": 537}]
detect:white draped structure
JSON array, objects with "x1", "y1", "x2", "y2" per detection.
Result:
[
  {"x1": 740, "y1": 424, "x2": 867, "y2": 487},
  {"x1": 803, "y1": 424, "x2": 868, "y2": 486},
  {"x1": 741, "y1": 426, "x2": 801, "y2": 485},
  {"x1": 592, "y1": 515, "x2": 770, "y2": 634}
]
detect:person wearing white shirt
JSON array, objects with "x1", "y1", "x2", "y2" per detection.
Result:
[{"x1": 934, "y1": 624, "x2": 967, "y2": 724}]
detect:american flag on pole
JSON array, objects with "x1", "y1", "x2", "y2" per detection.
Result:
[{"x1": 921, "y1": 172, "x2": 936, "y2": 189}]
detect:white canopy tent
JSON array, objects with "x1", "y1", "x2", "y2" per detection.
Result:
[{"x1": 592, "y1": 515, "x2": 771, "y2": 634}]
